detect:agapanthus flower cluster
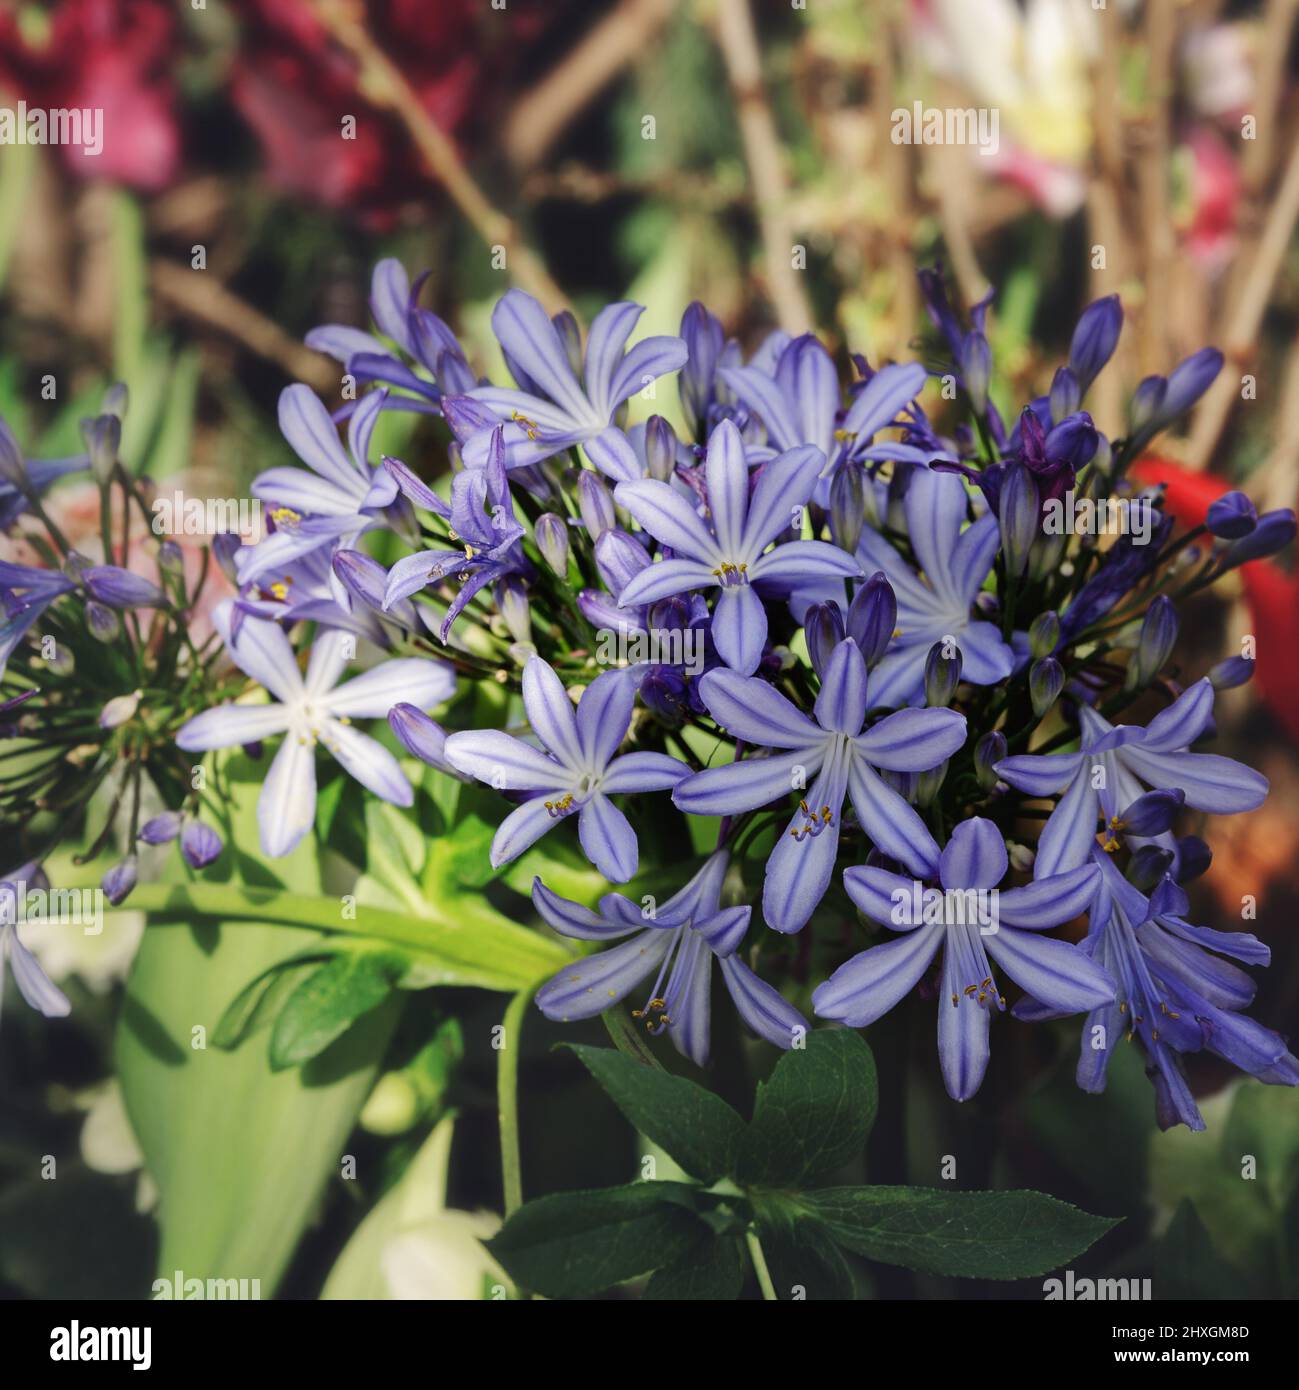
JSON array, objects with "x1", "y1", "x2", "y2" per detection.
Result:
[{"x1": 25, "y1": 257, "x2": 1285, "y2": 1132}]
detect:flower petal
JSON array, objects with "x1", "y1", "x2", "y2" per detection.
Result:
[
  {"x1": 492, "y1": 289, "x2": 592, "y2": 424},
  {"x1": 325, "y1": 721, "x2": 413, "y2": 806},
  {"x1": 531, "y1": 878, "x2": 637, "y2": 940},
  {"x1": 994, "y1": 751, "x2": 1084, "y2": 797},
  {"x1": 491, "y1": 796, "x2": 562, "y2": 867},
  {"x1": 704, "y1": 420, "x2": 750, "y2": 558},
  {"x1": 996, "y1": 863, "x2": 1101, "y2": 928},
  {"x1": 601, "y1": 751, "x2": 691, "y2": 793},
  {"x1": 278, "y1": 383, "x2": 362, "y2": 493},
  {"x1": 938, "y1": 951, "x2": 992, "y2": 1101},
  {"x1": 522, "y1": 656, "x2": 584, "y2": 770},
  {"x1": 711, "y1": 585, "x2": 767, "y2": 675},
  {"x1": 583, "y1": 302, "x2": 643, "y2": 419},
  {"x1": 1034, "y1": 765, "x2": 1101, "y2": 877},
  {"x1": 842, "y1": 865, "x2": 924, "y2": 927},
  {"x1": 983, "y1": 927, "x2": 1116, "y2": 1013},
  {"x1": 535, "y1": 929, "x2": 672, "y2": 1021},
  {"x1": 1138, "y1": 677, "x2": 1215, "y2": 751},
  {"x1": 1119, "y1": 746, "x2": 1268, "y2": 814},
  {"x1": 617, "y1": 557, "x2": 718, "y2": 608},
  {"x1": 847, "y1": 759, "x2": 941, "y2": 877},
  {"x1": 326, "y1": 658, "x2": 456, "y2": 719},
  {"x1": 614, "y1": 479, "x2": 719, "y2": 564},
  {"x1": 762, "y1": 746, "x2": 850, "y2": 932},
  {"x1": 443, "y1": 730, "x2": 569, "y2": 791},
  {"x1": 175, "y1": 702, "x2": 291, "y2": 752},
  {"x1": 813, "y1": 638, "x2": 869, "y2": 734},
  {"x1": 213, "y1": 600, "x2": 304, "y2": 703},
  {"x1": 853, "y1": 706, "x2": 967, "y2": 772},
  {"x1": 575, "y1": 668, "x2": 635, "y2": 771},
  {"x1": 259, "y1": 733, "x2": 318, "y2": 858},
  {"x1": 939, "y1": 817, "x2": 1008, "y2": 891},
  {"x1": 720, "y1": 954, "x2": 807, "y2": 1050},
  {"x1": 743, "y1": 446, "x2": 826, "y2": 554},
  {"x1": 695, "y1": 667, "x2": 822, "y2": 748},
  {"x1": 578, "y1": 792, "x2": 639, "y2": 882},
  {"x1": 673, "y1": 748, "x2": 818, "y2": 816},
  {"x1": 812, "y1": 922, "x2": 943, "y2": 1026}
]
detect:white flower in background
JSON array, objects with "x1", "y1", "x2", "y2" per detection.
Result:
[
  {"x1": 20, "y1": 909, "x2": 144, "y2": 995},
  {"x1": 76, "y1": 1079, "x2": 158, "y2": 1213}
]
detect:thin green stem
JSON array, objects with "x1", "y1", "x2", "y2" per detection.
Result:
[
  {"x1": 746, "y1": 1228, "x2": 778, "y2": 1301},
  {"x1": 498, "y1": 985, "x2": 534, "y2": 1218}
]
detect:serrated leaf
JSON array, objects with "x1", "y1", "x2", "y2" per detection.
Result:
[
  {"x1": 797, "y1": 1186, "x2": 1118, "y2": 1279},
  {"x1": 567, "y1": 1044, "x2": 745, "y2": 1184},
  {"x1": 644, "y1": 1233, "x2": 745, "y2": 1300},
  {"x1": 736, "y1": 1030, "x2": 877, "y2": 1188},
  {"x1": 485, "y1": 1182, "x2": 705, "y2": 1298},
  {"x1": 269, "y1": 950, "x2": 409, "y2": 1070}
]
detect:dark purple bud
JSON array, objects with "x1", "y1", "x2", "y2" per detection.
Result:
[
  {"x1": 1134, "y1": 595, "x2": 1178, "y2": 685},
  {"x1": 1119, "y1": 787, "x2": 1186, "y2": 836},
  {"x1": 102, "y1": 855, "x2": 138, "y2": 907},
  {"x1": 1029, "y1": 657, "x2": 1064, "y2": 717},
  {"x1": 1028, "y1": 610, "x2": 1060, "y2": 659},
  {"x1": 496, "y1": 575, "x2": 531, "y2": 644},
  {"x1": 804, "y1": 601, "x2": 846, "y2": 678},
  {"x1": 212, "y1": 532, "x2": 243, "y2": 583},
  {"x1": 1206, "y1": 490, "x2": 1257, "y2": 539},
  {"x1": 1127, "y1": 845, "x2": 1174, "y2": 893},
  {"x1": 1068, "y1": 295, "x2": 1123, "y2": 396},
  {"x1": 594, "y1": 528, "x2": 650, "y2": 601},
  {"x1": 999, "y1": 463, "x2": 1040, "y2": 578},
  {"x1": 924, "y1": 640, "x2": 962, "y2": 706},
  {"x1": 679, "y1": 302, "x2": 725, "y2": 435},
  {"x1": 388, "y1": 703, "x2": 454, "y2": 771},
  {"x1": 1049, "y1": 367, "x2": 1081, "y2": 423},
  {"x1": 1044, "y1": 413, "x2": 1099, "y2": 470},
  {"x1": 1218, "y1": 509, "x2": 1296, "y2": 570},
  {"x1": 180, "y1": 820, "x2": 223, "y2": 869},
  {"x1": 640, "y1": 664, "x2": 689, "y2": 724},
  {"x1": 1174, "y1": 834, "x2": 1212, "y2": 882},
  {"x1": 83, "y1": 565, "x2": 166, "y2": 609},
  {"x1": 85, "y1": 600, "x2": 121, "y2": 643},
  {"x1": 332, "y1": 549, "x2": 389, "y2": 613},
  {"x1": 139, "y1": 811, "x2": 184, "y2": 845},
  {"x1": 1209, "y1": 655, "x2": 1255, "y2": 689},
  {"x1": 959, "y1": 331, "x2": 991, "y2": 412},
  {"x1": 81, "y1": 413, "x2": 121, "y2": 485},
  {"x1": 646, "y1": 595, "x2": 690, "y2": 634},
  {"x1": 644, "y1": 416, "x2": 678, "y2": 482},
  {"x1": 158, "y1": 540, "x2": 184, "y2": 575},
  {"x1": 829, "y1": 459, "x2": 866, "y2": 555},
  {"x1": 534, "y1": 513, "x2": 570, "y2": 576},
  {"x1": 847, "y1": 572, "x2": 897, "y2": 668},
  {"x1": 1129, "y1": 375, "x2": 1168, "y2": 433},
  {"x1": 1161, "y1": 347, "x2": 1223, "y2": 419},
  {"x1": 578, "y1": 471, "x2": 614, "y2": 540},
  {"x1": 974, "y1": 730, "x2": 1007, "y2": 790}
]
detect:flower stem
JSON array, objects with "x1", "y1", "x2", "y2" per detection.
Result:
[
  {"x1": 745, "y1": 1228, "x2": 778, "y2": 1300},
  {"x1": 498, "y1": 985, "x2": 534, "y2": 1218}
]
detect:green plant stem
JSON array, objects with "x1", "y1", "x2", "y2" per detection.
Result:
[
  {"x1": 499, "y1": 985, "x2": 533, "y2": 1218},
  {"x1": 746, "y1": 1228, "x2": 778, "y2": 1301}
]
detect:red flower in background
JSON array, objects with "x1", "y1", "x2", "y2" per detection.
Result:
[
  {"x1": 228, "y1": 0, "x2": 559, "y2": 223},
  {"x1": 1131, "y1": 456, "x2": 1299, "y2": 742},
  {"x1": 0, "y1": 0, "x2": 181, "y2": 191}
]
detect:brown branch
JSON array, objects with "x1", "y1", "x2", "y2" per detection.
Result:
[
  {"x1": 503, "y1": 0, "x2": 680, "y2": 172},
  {"x1": 308, "y1": 0, "x2": 566, "y2": 312},
  {"x1": 712, "y1": 0, "x2": 814, "y2": 334}
]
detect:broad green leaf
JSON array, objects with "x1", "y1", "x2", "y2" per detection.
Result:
[
  {"x1": 796, "y1": 1185, "x2": 1118, "y2": 1279},
  {"x1": 268, "y1": 950, "x2": 409, "y2": 1070},
  {"x1": 753, "y1": 1194, "x2": 859, "y2": 1301},
  {"x1": 644, "y1": 1233, "x2": 745, "y2": 1300},
  {"x1": 567, "y1": 1044, "x2": 746, "y2": 1184},
  {"x1": 736, "y1": 1030, "x2": 877, "y2": 1188},
  {"x1": 486, "y1": 1182, "x2": 706, "y2": 1298}
]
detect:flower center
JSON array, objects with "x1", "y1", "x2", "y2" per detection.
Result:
[
  {"x1": 790, "y1": 799, "x2": 834, "y2": 842},
  {"x1": 711, "y1": 560, "x2": 749, "y2": 588}
]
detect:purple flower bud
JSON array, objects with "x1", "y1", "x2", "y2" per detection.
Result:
[
  {"x1": 644, "y1": 416, "x2": 678, "y2": 482},
  {"x1": 974, "y1": 730, "x2": 1007, "y2": 790},
  {"x1": 534, "y1": 513, "x2": 570, "y2": 576},
  {"x1": 388, "y1": 703, "x2": 454, "y2": 771},
  {"x1": 1068, "y1": 295, "x2": 1123, "y2": 396},
  {"x1": 1161, "y1": 347, "x2": 1223, "y2": 419},
  {"x1": 646, "y1": 596, "x2": 690, "y2": 634},
  {"x1": 804, "y1": 601, "x2": 846, "y2": 678},
  {"x1": 1045, "y1": 413, "x2": 1099, "y2": 471},
  {"x1": 1134, "y1": 595, "x2": 1178, "y2": 685},
  {"x1": 847, "y1": 572, "x2": 897, "y2": 668},
  {"x1": 1129, "y1": 375, "x2": 1168, "y2": 433},
  {"x1": 1119, "y1": 788, "x2": 1186, "y2": 836},
  {"x1": 83, "y1": 565, "x2": 166, "y2": 609},
  {"x1": 212, "y1": 532, "x2": 243, "y2": 583},
  {"x1": 495, "y1": 575, "x2": 532, "y2": 644},
  {"x1": 679, "y1": 302, "x2": 725, "y2": 435},
  {"x1": 181, "y1": 820, "x2": 223, "y2": 869},
  {"x1": 1029, "y1": 657, "x2": 1064, "y2": 717},
  {"x1": 1218, "y1": 509, "x2": 1296, "y2": 570},
  {"x1": 81, "y1": 413, "x2": 121, "y2": 485},
  {"x1": 158, "y1": 539, "x2": 184, "y2": 575},
  {"x1": 829, "y1": 459, "x2": 866, "y2": 555},
  {"x1": 140, "y1": 811, "x2": 184, "y2": 844},
  {"x1": 1209, "y1": 654, "x2": 1255, "y2": 689},
  {"x1": 999, "y1": 463, "x2": 1040, "y2": 578},
  {"x1": 1127, "y1": 845, "x2": 1174, "y2": 893},
  {"x1": 1206, "y1": 490, "x2": 1257, "y2": 539},
  {"x1": 332, "y1": 549, "x2": 390, "y2": 613},
  {"x1": 102, "y1": 383, "x2": 129, "y2": 419},
  {"x1": 85, "y1": 600, "x2": 121, "y2": 643},
  {"x1": 640, "y1": 664, "x2": 688, "y2": 724},
  {"x1": 594, "y1": 528, "x2": 650, "y2": 601},
  {"x1": 102, "y1": 856, "x2": 138, "y2": 907},
  {"x1": 1028, "y1": 610, "x2": 1060, "y2": 659},
  {"x1": 0, "y1": 418, "x2": 26, "y2": 486},
  {"x1": 99, "y1": 689, "x2": 142, "y2": 729},
  {"x1": 578, "y1": 471, "x2": 614, "y2": 540},
  {"x1": 1050, "y1": 367, "x2": 1081, "y2": 423},
  {"x1": 924, "y1": 640, "x2": 962, "y2": 706},
  {"x1": 1174, "y1": 834, "x2": 1212, "y2": 882},
  {"x1": 959, "y1": 331, "x2": 992, "y2": 412}
]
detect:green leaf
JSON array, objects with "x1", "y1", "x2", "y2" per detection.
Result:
[
  {"x1": 736, "y1": 1030, "x2": 877, "y2": 1188},
  {"x1": 566, "y1": 1044, "x2": 746, "y2": 1184},
  {"x1": 796, "y1": 1186, "x2": 1118, "y2": 1280},
  {"x1": 754, "y1": 1197, "x2": 859, "y2": 1301},
  {"x1": 210, "y1": 954, "x2": 325, "y2": 1050},
  {"x1": 485, "y1": 1182, "x2": 705, "y2": 1298},
  {"x1": 644, "y1": 1233, "x2": 746, "y2": 1300},
  {"x1": 268, "y1": 950, "x2": 409, "y2": 1070},
  {"x1": 1154, "y1": 1200, "x2": 1245, "y2": 1300}
]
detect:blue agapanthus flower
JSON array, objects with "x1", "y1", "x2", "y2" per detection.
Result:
[
  {"x1": 1016, "y1": 851, "x2": 1299, "y2": 1130},
  {"x1": 532, "y1": 851, "x2": 807, "y2": 1065},
  {"x1": 444, "y1": 657, "x2": 689, "y2": 882},
  {"x1": 674, "y1": 636, "x2": 966, "y2": 931},
  {"x1": 614, "y1": 418, "x2": 860, "y2": 675},
  {"x1": 0, "y1": 864, "x2": 71, "y2": 1022},
  {"x1": 0, "y1": 416, "x2": 87, "y2": 529},
  {"x1": 995, "y1": 677, "x2": 1267, "y2": 877},
  {"x1": 814, "y1": 817, "x2": 1112, "y2": 1100},
  {"x1": 0, "y1": 562, "x2": 77, "y2": 679}
]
